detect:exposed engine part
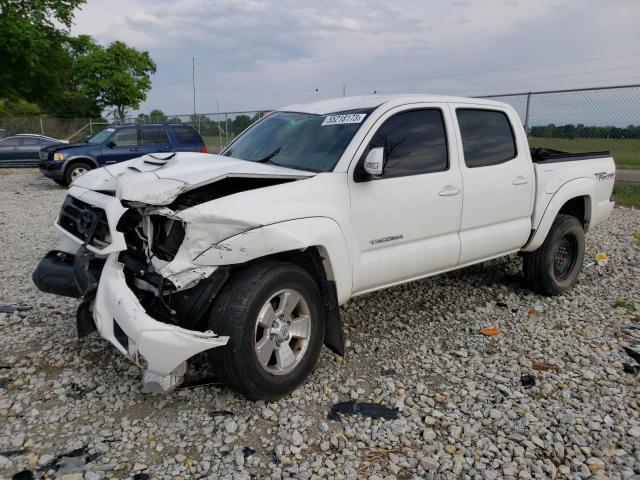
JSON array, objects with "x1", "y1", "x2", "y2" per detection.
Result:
[{"x1": 169, "y1": 176, "x2": 298, "y2": 211}]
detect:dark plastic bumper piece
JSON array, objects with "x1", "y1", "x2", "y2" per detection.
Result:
[
  {"x1": 32, "y1": 249, "x2": 105, "y2": 337},
  {"x1": 32, "y1": 250, "x2": 81, "y2": 298}
]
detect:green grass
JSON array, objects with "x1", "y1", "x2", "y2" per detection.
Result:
[
  {"x1": 633, "y1": 232, "x2": 640, "y2": 247},
  {"x1": 613, "y1": 181, "x2": 640, "y2": 208},
  {"x1": 528, "y1": 137, "x2": 640, "y2": 169},
  {"x1": 613, "y1": 299, "x2": 636, "y2": 311}
]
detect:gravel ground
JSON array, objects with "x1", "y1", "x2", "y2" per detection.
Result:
[{"x1": 0, "y1": 169, "x2": 639, "y2": 480}]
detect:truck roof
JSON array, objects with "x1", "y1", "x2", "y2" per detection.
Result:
[{"x1": 281, "y1": 94, "x2": 508, "y2": 115}]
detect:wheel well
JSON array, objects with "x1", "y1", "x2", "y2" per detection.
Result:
[
  {"x1": 65, "y1": 158, "x2": 95, "y2": 172},
  {"x1": 237, "y1": 247, "x2": 345, "y2": 356},
  {"x1": 558, "y1": 196, "x2": 590, "y2": 229}
]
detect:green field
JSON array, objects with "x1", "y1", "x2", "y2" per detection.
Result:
[
  {"x1": 612, "y1": 181, "x2": 640, "y2": 208},
  {"x1": 528, "y1": 137, "x2": 640, "y2": 169}
]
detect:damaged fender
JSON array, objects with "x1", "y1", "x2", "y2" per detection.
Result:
[{"x1": 192, "y1": 216, "x2": 353, "y2": 305}]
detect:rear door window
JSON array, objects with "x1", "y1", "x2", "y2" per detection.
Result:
[
  {"x1": 456, "y1": 109, "x2": 517, "y2": 168},
  {"x1": 0, "y1": 137, "x2": 21, "y2": 146},
  {"x1": 112, "y1": 127, "x2": 138, "y2": 147},
  {"x1": 141, "y1": 127, "x2": 169, "y2": 145},
  {"x1": 172, "y1": 126, "x2": 202, "y2": 144}
]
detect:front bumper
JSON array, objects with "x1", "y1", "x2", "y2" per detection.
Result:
[
  {"x1": 39, "y1": 159, "x2": 63, "y2": 180},
  {"x1": 33, "y1": 187, "x2": 230, "y2": 391},
  {"x1": 94, "y1": 253, "x2": 229, "y2": 377}
]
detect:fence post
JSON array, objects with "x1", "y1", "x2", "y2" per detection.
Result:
[
  {"x1": 524, "y1": 92, "x2": 532, "y2": 136},
  {"x1": 39, "y1": 117, "x2": 44, "y2": 135},
  {"x1": 89, "y1": 118, "x2": 93, "y2": 134}
]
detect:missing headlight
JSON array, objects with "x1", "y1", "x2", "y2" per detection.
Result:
[{"x1": 151, "y1": 215, "x2": 186, "y2": 261}]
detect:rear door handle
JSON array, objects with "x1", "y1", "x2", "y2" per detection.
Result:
[
  {"x1": 513, "y1": 175, "x2": 529, "y2": 185},
  {"x1": 160, "y1": 146, "x2": 172, "y2": 151},
  {"x1": 439, "y1": 185, "x2": 461, "y2": 196},
  {"x1": 129, "y1": 147, "x2": 140, "y2": 152}
]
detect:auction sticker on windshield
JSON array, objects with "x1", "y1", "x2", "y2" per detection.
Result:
[{"x1": 322, "y1": 113, "x2": 367, "y2": 126}]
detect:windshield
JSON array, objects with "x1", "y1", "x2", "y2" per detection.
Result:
[
  {"x1": 86, "y1": 128, "x2": 115, "y2": 144},
  {"x1": 221, "y1": 109, "x2": 372, "y2": 172}
]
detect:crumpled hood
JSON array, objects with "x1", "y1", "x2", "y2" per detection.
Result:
[{"x1": 75, "y1": 152, "x2": 315, "y2": 205}]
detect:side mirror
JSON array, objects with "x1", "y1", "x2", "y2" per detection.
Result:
[
  {"x1": 106, "y1": 140, "x2": 116, "y2": 148},
  {"x1": 363, "y1": 147, "x2": 384, "y2": 176}
]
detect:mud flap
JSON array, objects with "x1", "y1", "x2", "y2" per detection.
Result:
[
  {"x1": 76, "y1": 294, "x2": 97, "y2": 337},
  {"x1": 323, "y1": 280, "x2": 345, "y2": 356}
]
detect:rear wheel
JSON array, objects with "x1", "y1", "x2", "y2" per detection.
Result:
[
  {"x1": 64, "y1": 161, "x2": 92, "y2": 185},
  {"x1": 207, "y1": 262, "x2": 325, "y2": 400},
  {"x1": 53, "y1": 179, "x2": 66, "y2": 187},
  {"x1": 523, "y1": 214, "x2": 585, "y2": 295}
]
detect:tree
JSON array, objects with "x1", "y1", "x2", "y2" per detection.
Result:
[
  {"x1": 231, "y1": 115, "x2": 252, "y2": 135},
  {"x1": 0, "y1": 0, "x2": 103, "y2": 116},
  {"x1": 74, "y1": 41, "x2": 157, "y2": 122},
  {"x1": 149, "y1": 109, "x2": 167, "y2": 123}
]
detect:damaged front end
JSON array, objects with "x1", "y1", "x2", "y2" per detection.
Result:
[
  {"x1": 32, "y1": 188, "x2": 245, "y2": 393},
  {"x1": 32, "y1": 153, "x2": 316, "y2": 393}
]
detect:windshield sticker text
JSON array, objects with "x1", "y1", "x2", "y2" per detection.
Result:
[{"x1": 322, "y1": 114, "x2": 366, "y2": 126}]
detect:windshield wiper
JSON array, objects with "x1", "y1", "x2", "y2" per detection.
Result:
[{"x1": 254, "y1": 147, "x2": 281, "y2": 165}]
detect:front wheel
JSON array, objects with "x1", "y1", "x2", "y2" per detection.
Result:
[
  {"x1": 207, "y1": 262, "x2": 325, "y2": 400},
  {"x1": 523, "y1": 214, "x2": 585, "y2": 295}
]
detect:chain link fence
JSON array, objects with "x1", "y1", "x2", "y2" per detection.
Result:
[
  {"x1": 120, "y1": 110, "x2": 271, "y2": 153},
  {"x1": 1, "y1": 85, "x2": 638, "y2": 205},
  {"x1": 478, "y1": 84, "x2": 640, "y2": 170}
]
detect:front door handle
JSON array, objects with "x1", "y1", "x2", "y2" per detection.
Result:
[
  {"x1": 439, "y1": 185, "x2": 461, "y2": 196},
  {"x1": 129, "y1": 147, "x2": 140, "y2": 152},
  {"x1": 513, "y1": 175, "x2": 529, "y2": 185}
]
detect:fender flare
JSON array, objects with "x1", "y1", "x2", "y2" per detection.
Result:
[
  {"x1": 193, "y1": 216, "x2": 353, "y2": 304},
  {"x1": 63, "y1": 155, "x2": 99, "y2": 173},
  {"x1": 523, "y1": 177, "x2": 594, "y2": 252}
]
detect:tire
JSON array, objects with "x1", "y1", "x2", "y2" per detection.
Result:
[
  {"x1": 64, "y1": 161, "x2": 93, "y2": 185},
  {"x1": 207, "y1": 261, "x2": 325, "y2": 400},
  {"x1": 523, "y1": 214, "x2": 585, "y2": 296},
  {"x1": 53, "y1": 179, "x2": 67, "y2": 187}
]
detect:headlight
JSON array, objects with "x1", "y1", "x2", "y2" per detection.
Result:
[{"x1": 53, "y1": 152, "x2": 65, "y2": 161}]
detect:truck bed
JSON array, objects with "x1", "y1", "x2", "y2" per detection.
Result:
[{"x1": 530, "y1": 147, "x2": 612, "y2": 164}]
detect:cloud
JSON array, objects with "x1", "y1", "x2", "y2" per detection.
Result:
[{"x1": 70, "y1": 0, "x2": 640, "y2": 114}]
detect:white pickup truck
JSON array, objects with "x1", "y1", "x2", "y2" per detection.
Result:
[{"x1": 33, "y1": 95, "x2": 616, "y2": 399}]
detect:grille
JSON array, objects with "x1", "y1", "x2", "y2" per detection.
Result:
[
  {"x1": 39, "y1": 150, "x2": 49, "y2": 160},
  {"x1": 58, "y1": 195, "x2": 111, "y2": 247}
]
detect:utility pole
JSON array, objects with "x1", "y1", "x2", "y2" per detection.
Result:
[
  {"x1": 192, "y1": 57, "x2": 197, "y2": 127},
  {"x1": 217, "y1": 98, "x2": 222, "y2": 151}
]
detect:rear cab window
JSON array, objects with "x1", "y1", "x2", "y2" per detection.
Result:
[
  {"x1": 172, "y1": 126, "x2": 203, "y2": 144},
  {"x1": 456, "y1": 109, "x2": 517, "y2": 168}
]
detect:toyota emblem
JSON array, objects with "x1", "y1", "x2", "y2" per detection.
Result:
[{"x1": 77, "y1": 209, "x2": 97, "y2": 235}]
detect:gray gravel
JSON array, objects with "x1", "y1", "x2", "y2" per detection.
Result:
[{"x1": 1, "y1": 169, "x2": 639, "y2": 479}]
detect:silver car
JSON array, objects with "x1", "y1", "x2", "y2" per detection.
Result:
[{"x1": 0, "y1": 134, "x2": 66, "y2": 167}]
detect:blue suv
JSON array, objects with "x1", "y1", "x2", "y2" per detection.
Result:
[{"x1": 39, "y1": 124, "x2": 207, "y2": 185}]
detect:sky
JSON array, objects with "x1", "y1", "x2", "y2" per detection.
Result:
[{"x1": 68, "y1": 0, "x2": 640, "y2": 118}]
